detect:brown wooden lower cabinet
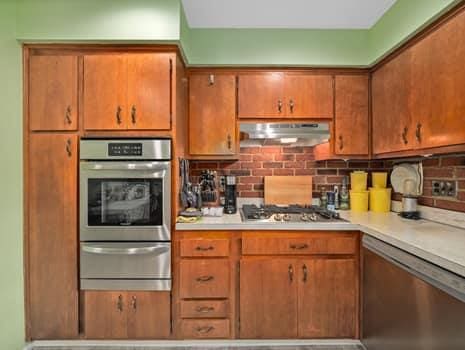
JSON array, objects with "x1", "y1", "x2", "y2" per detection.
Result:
[
  {"x1": 83, "y1": 291, "x2": 170, "y2": 339},
  {"x1": 240, "y1": 257, "x2": 357, "y2": 339}
]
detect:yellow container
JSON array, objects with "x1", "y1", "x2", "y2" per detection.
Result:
[
  {"x1": 350, "y1": 190, "x2": 369, "y2": 212},
  {"x1": 372, "y1": 172, "x2": 388, "y2": 188},
  {"x1": 350, "y1": 171, "x2": 368, "y2": 191},
  {"x1": 369, "y1": 188, "x2": 392, "y2": 212}
]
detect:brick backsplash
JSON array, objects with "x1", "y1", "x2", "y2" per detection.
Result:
[
  {"x1": 190, "y1": 146, "x2": 389, "y2": 199},
  {"x1": 190, "y1": 148, "x2": 465, "y2": 213},
  {"x1": 391, "y1": 154, "x2": 465, "y2": 213}
]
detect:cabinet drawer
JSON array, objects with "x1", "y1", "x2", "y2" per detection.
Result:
[
  {"x1": 242, "y1": 235, "x2": 357, "y2": 255},
  {"x1": 179, "y1": 259, "x2": 229, "y2": 298},
  {"x1": 180, "y1": 319, "x2": 230, "y2": 339},
  {"x1": 180, "y1": 300, "x2": 229, "y2": 319},
  {"x1": 180, "y1": 238, "x2": 229, "y2": 257}
]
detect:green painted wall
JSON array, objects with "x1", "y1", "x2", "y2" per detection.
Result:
[
  {"x1": 368, "y1": 0, "x2": 460, "y2": 63},
  {"x1": 0, "y1": 1, "x2": 24, "y2": 350},
  {"x1": 186, "y1": 28, "x2": 369, "y2": 66},
  {"x1": 16, "y1": 0, "x2": 182, "y2": 41}
]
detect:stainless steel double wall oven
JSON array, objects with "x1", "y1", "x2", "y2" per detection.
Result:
[{"x1": 79, "y1": 139, "x2": 171, "y2": 291}]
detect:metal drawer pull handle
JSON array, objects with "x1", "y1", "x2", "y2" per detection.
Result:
[
  {"x1": 117, "y1": 294, "x2": 123, "y2": 312},
  {"x1": 289, "y1": 99, "x2": 295, "y2": 113},
  {"x1": 303, "y1": 264, "x2": 308, "y2": 283},
  {"x1": 338, "y1": 135, "x2": 343, "y2": 150},
  {"x1": 401, "y1": 127, "x2": 408, "y2": 145},
  {"x1": 290, "y1": 243, "x2": 309, "y2": 250},
  {"x1": 288, "y1": 264, "x2": 294, "y2": 282},
  {"x1": 65, "y1": 106, "x2": 72, "y2": 124},
  {"x1": 131, "y1": 105, "x2": 137, "y2": 124},
  {"x1": 65, "y1": 139, "x2": 72, "y2": 157},
  {"x1": 415, "y1": 123, "x2": 422, "y2": 142},
  {"x1": 131, "y1": 296, "x2": 137, "y2": 310},
  {"x1": 196, "y1": 326, "x2": 214, "y2": 334},
  {"x1": 196, "y1": 275, "x2": 214, "y2": 282},
  {"x1": 116, "y1": 105, "x2": 122, "y2": 124},
  {"x1": 195, "y1": 246, "x2": 214, "y2": 251},
  {"x1": 277, "y1": 99, "x2": 283, "y2": 113},
  {"x1": 196, "y1": 306, "x2": 215, "y2": 313},
  {"x1": 227, "y1": 134, "x2": 232, "y2": 149},
  {"x1": 82, "y1": 245, "x2": 169, "y2": 256}
]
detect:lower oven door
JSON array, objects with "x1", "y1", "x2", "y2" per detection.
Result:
[{"x1": 80, "y1": 242, "x2": 171, "y2": 291}]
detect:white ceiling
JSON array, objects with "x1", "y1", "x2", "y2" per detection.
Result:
[{"x1": 182, "y1": 0, "x2": 397, "y2": 29}]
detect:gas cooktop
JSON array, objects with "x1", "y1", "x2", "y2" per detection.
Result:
[{"x1": 240, "y1": 204, "x2": 345, "y2": 223}]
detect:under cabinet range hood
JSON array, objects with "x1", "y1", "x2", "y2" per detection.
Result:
[{"x1": 240, "y1": 122, "x2": 330, "y2": 147}]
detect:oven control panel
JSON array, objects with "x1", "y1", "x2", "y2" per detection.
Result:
[{"x1": 108, "y1": 143, "x2": 143, "y2": 156}]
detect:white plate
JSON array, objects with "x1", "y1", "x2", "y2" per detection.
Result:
[{"x1": 390, "y1": 163, "x2": 423, "y2": 195}]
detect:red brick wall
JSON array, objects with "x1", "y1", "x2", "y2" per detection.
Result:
[
  {"x1": 392, "y1": 154, "x2": 465, "y2": 212},
  {"x1": 190, "y1": 146, "x2": 389, "y2": 199},
  {"x1": 191, "y1": 147, "x2": 465, "y2": 213}
]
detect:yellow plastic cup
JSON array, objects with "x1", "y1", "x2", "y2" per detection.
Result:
[
  {"x1": 350, "y1": 190, "x2": 369, "y2": 212},
  {"x1": 369, "y1": 188, "x2": 392, "y2": 212},
  {"x1": 350, "y1": 171, "x2": 368, "y2": 191},
  {"x1": 372, "y1": 172, "x2": 388, "y2": 189}
]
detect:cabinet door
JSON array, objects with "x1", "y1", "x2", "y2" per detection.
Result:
[
  {"x1": 189, "y1": 74, "x2": 236, "y2": 155},
  {"x1": 238, "y1": 73, "x2": 284, "y2": 118},
  {"x1": 83, "y1": 55, "x2": 127, "y2": 130},
  {"x1": 127, "y1": 291, "x2": 171, "y2": 339},
  {"x1": 127, "y1": 53, "x2": 171, "y2": 130},
  {"x1": 422, "y1": 10, "x2": 465, "y2": 149},
  {"x1": 334, "y1": 75, "x2": 369, "y2": 155},
  {"x1": 28, "y1": 134, "x2": 78, "y2": 339},
  {"x1": 298, "y1": 259, "x2": 357, "y2": 338},
  {"x1": 83, "y1": 291, "x2": 128, "y2": 339},
  {"x1": 29, "y1": 55, "x2": 78, "y2": 131},
  {"x1": 240, "y1": 258, "x2": 298, "y2": 338},
  {"x1": 284, "y1": 74, "x2": 334, "y2": 118}
]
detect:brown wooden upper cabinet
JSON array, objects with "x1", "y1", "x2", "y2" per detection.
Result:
[
  {"x1": 28, "y1": 133, "x2": 79, "y2": 339},
  {"x1": 372, "y1": 49, "x2": 413, "y2": 155},
  {"x1": 372, "y1": 9, "x2": 465, "y2": 155},
  {"x1": 83, "y1": 53, "x2": 172, "y2": 131},
  {"x1": 238, "y1": 73, "x2": 333, "y2": 119},
  {"x1": 29, "y1": 55, "x2": 78, "y2": 131},
  {"x1": 189, "y1": 73, "x2": 237, "y2": 156},
  {"x1": 334, "y1": 75, "x2": 369, "y2": 156}
]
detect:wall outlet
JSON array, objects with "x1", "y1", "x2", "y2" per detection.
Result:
[{"x1": 432, "y1": 180, "x2": 457, "y2": 197}]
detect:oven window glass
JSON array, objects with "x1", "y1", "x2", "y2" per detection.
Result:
[{"x1": 87, "y1": 178, "x2": 163, "y2": 226}]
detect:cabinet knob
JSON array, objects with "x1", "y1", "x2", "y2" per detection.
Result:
[
  {"x1": 401, "y1": 127, "x2": 409, "y2": 145},
  {"x1": 227, "y1": 134, "x2": 232, "y2": 150},
  {"x1": 131, "y1": 105, "x2": 137, "y2": 124},
  {"x1": 289, "y1": 99, "x2": 295, "y2": 113},
  {"x1": 196, "y1": 275, "x2": 214, "y2": 282},
  {"x1": 116, "y1": 106, "x2": 122, "y2": 124},
  {"x1": 302, "y1": 264, "x2": 308, "y2": 283},
  {"x1": 65, "y1": 106, "x2": 72, "y2": 125},
  {"x1": 338, "y1": 135, "x2": 344, "y2": 150},
  {"x1": 117, "y1": 294, "x2": 123, "y2": 312},
  {"x1": 65, "y1": 139, "x2": 72, "y2": 157},
  {"x1": 277, "y1": 100, "x2": 283, "y2": 113},
  {"x1": 415, "y1": 123, "x2": 422, "y2": 142},
  {"x1": 288, "y1": 264, "x2": 294, "y2": 282},
  {"x1": 131, "y1": 295, "x2": 137, "y2": 310},
  {"x1": 208, "y1": 74, "x2": 215, "y2": 86}
]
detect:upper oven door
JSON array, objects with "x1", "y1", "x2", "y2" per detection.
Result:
[{"x1": 80, "y1": 161, "x2": 171, "y2": 241}]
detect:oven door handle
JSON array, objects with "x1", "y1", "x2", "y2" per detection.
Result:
[
  {"x1": 81, "y1": 244, "x2": 170, "y2": 256},
  {"x1": 81, "y1": 162, "x2": 170, "y2": 171}
]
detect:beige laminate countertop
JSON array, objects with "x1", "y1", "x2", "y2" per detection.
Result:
[{"x1": 176, "y1": 211, "x2": 465, "y2": 278}]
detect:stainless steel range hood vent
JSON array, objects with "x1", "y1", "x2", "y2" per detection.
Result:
[{"x1": 240, "y1": 122, "x2": 330, "y2": 147}]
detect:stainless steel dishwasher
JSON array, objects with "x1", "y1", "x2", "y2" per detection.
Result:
[{"x1": 362, "y1": 235, "x2": 465, "y2": 350}]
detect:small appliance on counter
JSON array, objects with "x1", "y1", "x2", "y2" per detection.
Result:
[
  {"x1": 391, "y1": 163, "x2": 423, "y2": 220},
  {"x1": 224, "y1": 175, "x2": 237, "y2": 214}
]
